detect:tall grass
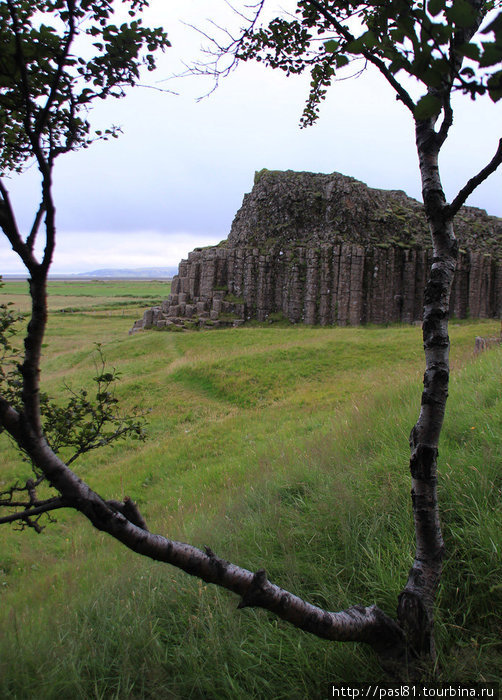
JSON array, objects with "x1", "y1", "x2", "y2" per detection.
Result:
[{"x1": 0, "y1": 283, "x2": 500, "y2": 697}]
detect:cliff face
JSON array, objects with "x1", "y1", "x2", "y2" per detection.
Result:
[{"x1": 131, "y1": 170, "x2": 502, "y2": 332}]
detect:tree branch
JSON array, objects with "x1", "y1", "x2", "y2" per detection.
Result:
[
  {"x1": 35, "y1": 0, "x2": 76, "y2": 139},
  {"x1": 303, "y1": 0, "x2": 416, "y2": 113},
  {"x1": 0, "y1": 474, "x2": 46, "y2": 506},
  {"x1": 0, "y1": 395, "x2": 22, "y2": 443},
  {"x1": 5, "y1": 0, "x2": 50, "y2": 183},
  {"x1": 64, "y1": 419, "x2": 146, "y2": 465},
  {"x1": 0, "y1": 404, "x2": 405, "y2": 655},
  {"x1": 185, "y1": 0, "x2": 266, "y2": 95},
  {"x1": 0, "y1": 497, "x2": 69, "y2": 527},
  {"x1": 0, "y1": 180, "x2": 38, "y2": 270},
  {"x1": 105, "y1": 497, "x2": 149, "y2": 531},
  {"x1": 5, "y1": 3, "x2": 55, "y2": 273},
  {"x1": 26, "y1": 200, "x2": 46, "y2": 252},
  {"x1": 436, "y1": 94, "x2": 454, "y2": 147},
  {"x1": 434, "y1": 0, "x2": 488, "y2": 147},
  {"x1": 447, "y1": 138, "x2": 502, "y2": 217},
  {"x1": 6, "y1": 0, "x2": 35, "y2": 132}
]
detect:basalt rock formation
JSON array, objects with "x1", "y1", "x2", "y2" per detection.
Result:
[{"x1": 131, "y1": 170, "x2": 502, "y2": 332}]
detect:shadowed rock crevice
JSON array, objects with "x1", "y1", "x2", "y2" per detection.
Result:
[{"x1": 131, "y1": 170, "x2": 502, "y2": 332}]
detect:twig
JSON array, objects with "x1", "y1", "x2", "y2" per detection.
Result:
[{"x1": 447, "y1": 138, "x2": 502, "y2": 216}]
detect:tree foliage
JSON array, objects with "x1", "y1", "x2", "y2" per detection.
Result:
[
  {"x1": 236, "y1": 0, "x2": 502, "y2": 127},
  {"x1": 0, "y1": 273, "x2": 147, "y2": 533},
  {"x1": 0, "y1": 0, "x2": 166, "y2": 532},
  {"x1": 0, "y1": 0, "x2": 169, "y2": 173}
]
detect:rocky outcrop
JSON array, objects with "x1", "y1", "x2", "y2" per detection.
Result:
[
  {"x1": 475, "y1": 321, "x2": 502, "y2": 353},
  {"x1": 131, "y1": 170, "x2": 502, "y2": 332}
]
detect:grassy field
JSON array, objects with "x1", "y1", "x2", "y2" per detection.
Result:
[
  {"x1": 1, "y1": 279, "x2": 171, "y2": 313},
  {"x1": 0, "y1": 280, "x2": 501, "y2": 698}
]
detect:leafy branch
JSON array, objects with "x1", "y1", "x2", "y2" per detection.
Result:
[
  {"x1": 41, "y1": 344, "x2": 148, "y2": 466},
  {"x1": 0, "y1": 340, "x2": 148, "y2": 531}
]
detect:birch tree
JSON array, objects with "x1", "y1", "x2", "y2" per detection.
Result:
[
  {"x1": 1, "y1": 0, "x2": 501, "y2": 681},
  {"x1": 226, "y1": 0, "x2": 502, "y2": 664}
]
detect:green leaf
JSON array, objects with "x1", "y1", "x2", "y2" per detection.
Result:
[
  {"x1": 428, "y1": 0, "x2": 445, "y2": 17},
  {"x1": 389, "y1": 57, "x2": 407, "y2": 74},
  {"x1": 422, "y1": 67, "x2": 444, "y2": 88},
  {"x1": 479, "y1": 42, "x2": 502, "y2": 67},
  {"x1": 457, "y1": 42, "x2": 480, "y2": 60},
  {"x1": 345, "y1": 30, "x2": 377, "y2": 54},
  {"x1": 447, "y1": 0, "x2": 477, "y2": 28},
  {"x1": 487, "y1": 70, "x2": 502, "y2": 101},
  {"x1": 360, "y1": 30, "x2": 377, "y2": 49},
  {"x1": 324, "y1": 39, "x2": 339, "y2": 53},
  {"x1": 0, "y1": 0, "x2": 170, "y2": 174},
  {"x1": 390, "y1": 27, "x2": 406, "y2": 43},
  {"x1": 429, "y1": 22, "x2": 453, "y2": 44},
  {"x1": 414, "y1": 93, "x2": 442, "y2": 120},
  {"x1": 335, "y1": 54, "x2": 349, "y2": 68},
  {"x1": 345, "y1": 37, "x2": 364, "y2": 54}
]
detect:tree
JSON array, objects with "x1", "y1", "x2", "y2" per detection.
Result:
[
  {"x1": 231, "y1": 0, "x2": 502, "y2": 666},
  {"x1": 0, "y1": 3, "x2": 168, "y2": 521},
  {"x1": 0, "y1": 0, "x2": 501, "y2": 683},
  {"x1": 192, "y1": 0, "x2": 502, "y2": 669}
]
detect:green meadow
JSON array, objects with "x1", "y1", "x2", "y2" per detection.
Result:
[
  {"x1": 0, "y1": 280, "x2": 501, "y2": 698},
  {"x1": 1, "y1": 279, "x2": 170, "y2": 313}
]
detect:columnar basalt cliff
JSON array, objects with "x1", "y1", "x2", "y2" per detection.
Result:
[{"x1": 131, "y1": 170, "x2": 502, "y2": 332}]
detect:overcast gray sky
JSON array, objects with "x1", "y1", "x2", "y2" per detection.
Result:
[{"x1": 1, "y1": 0, "x2": 501, "y2": 274}]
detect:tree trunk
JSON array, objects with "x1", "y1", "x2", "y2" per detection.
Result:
[{"x1": 397, "y1": 119, "x2": 457, "y2": 670}]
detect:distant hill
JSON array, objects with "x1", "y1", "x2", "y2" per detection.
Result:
[
  {"x1": 77, "y1": 267, "x2": 177, "y2": 278},
  {"x1": 2, "y1": 268, "x2": 176, "y2": 280}
]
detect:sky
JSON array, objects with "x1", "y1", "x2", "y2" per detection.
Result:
[{"x1": 1, "y1": 0, "x2": 501, "y2": 275}]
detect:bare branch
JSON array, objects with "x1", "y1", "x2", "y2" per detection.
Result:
[
  {"x1": 436, "y1": 93, "x2": 454, "y2": 147},
  {"x1": 135, "y1": 83, "x2": 179, "y2": 96},
  {"x1": 106, "y1": 497, "x2": 149, "y2": 530},
  {"x1": 182, "y1": 0, "x2": 266, "y2": 96},
  {"x1": 26, "y1": 200, "x2": 46, "y2": 252},
  {"x1": 0, "y1": 497, "x2": 68, "y2": 527},
  {"x1": 0, "y1": 474, "x2": 47, "y2": 507},
  {"x1": 0, "y1": 395, "x2": 22, "y2": 443},
  {"x1": 223, "y1": 0, "x2": 262, "y2": 24},
  {"x1": 447, "y1": 138, "x2": 502, "y2": 217},
  {"x1": 64, "y1": 420, "x2": 144, "y2": 465},
  {"x1": 0, "y1": 468, "x2": 65, "y2": 533},
  {"x1": 0, "y1": 181, "x2": 38, "y2": 270}
]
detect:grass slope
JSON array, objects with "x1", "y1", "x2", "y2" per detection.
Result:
[{"x1": 0, "y1": 281, "x2": 500, "y2": 698}]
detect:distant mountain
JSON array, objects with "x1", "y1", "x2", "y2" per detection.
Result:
[{"x1": 77, "y1": 267, "x2": 177, "y2": 278}]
